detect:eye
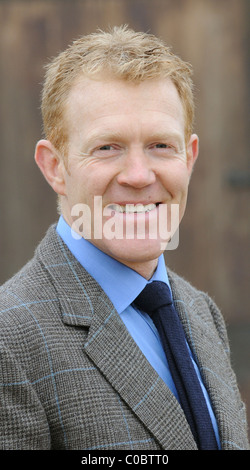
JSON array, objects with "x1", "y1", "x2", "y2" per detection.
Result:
[
  {"x1": 148, "y1": 142, "x2": 179, "y2": 158},
  {"x1": 92, "y1": 143, "x2": 122, "y2": 158},
  {"x1": 150, "y1": 142, "x2": 176, "y2": 152},
  {"x1": 155, "y1": 143, "x2": 169, "y2": 148},
  {"x1": 154, "y1": 143, "x2": 173, "y2": 149},
  {"x1": 99, "y1": 145, "x2": 114, "y2": 151}
]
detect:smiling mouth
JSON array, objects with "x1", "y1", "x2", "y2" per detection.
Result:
[{"x1": 107, "y1": 203, "x2": 160, "y2": 214}]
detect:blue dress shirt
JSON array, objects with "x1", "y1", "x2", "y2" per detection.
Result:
[{"x1": 56, "y1": 215, "x2": 220, "y2": 447}]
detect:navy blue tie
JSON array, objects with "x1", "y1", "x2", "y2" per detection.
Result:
[{"x1": 134, "y1": 280, "x2": 218, "y2": 450}]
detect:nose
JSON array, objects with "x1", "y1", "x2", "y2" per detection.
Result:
[{"x1": 116, "y1": 146, "x2": 156, "y2": 188}]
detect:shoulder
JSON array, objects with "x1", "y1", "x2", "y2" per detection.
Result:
[
  {"x1": 168, "y1": 267, "x2": 221, "y2": 312},
  {"x1": 0, "y1": 225, "x2": 60, "y2": 336}
]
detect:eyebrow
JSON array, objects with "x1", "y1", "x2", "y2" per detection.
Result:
[
  {"x1": 146, "y1": 131, "x2": 184, "y2": 145},
  {"x1": 83, "y1": 130, "x2": 125, "y2": 149}
]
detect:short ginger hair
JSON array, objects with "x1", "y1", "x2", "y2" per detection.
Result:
[{"x1": 41, "y1": 25, "x2": 195, "y2": 158}]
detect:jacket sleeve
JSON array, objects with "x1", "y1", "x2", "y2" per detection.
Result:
[
  {"x1": 202, "y1": 291, "x2": 249, "y2": 440},
  {"x1": 0, "y1": 345, "x2": 51, "y2": 450}
]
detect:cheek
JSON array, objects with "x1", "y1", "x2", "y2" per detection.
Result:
[
  {"x1": 162, "y1": 164, "x2": 190, "y2": 198},
  {"x1": 66, "y1": 166, "x2": 110, "y2": 207},
  {"x1": 64, "y1": 171, "x2": 87, "y2": 206}
]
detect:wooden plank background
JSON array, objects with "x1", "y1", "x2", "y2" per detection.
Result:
[{"x1": 0, "y1": 0, "x2": 249, "y2": 440}]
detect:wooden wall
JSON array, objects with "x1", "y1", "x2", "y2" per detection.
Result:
[{"x1": 0, "y1": 0, "x2": 249, "y2": 438}]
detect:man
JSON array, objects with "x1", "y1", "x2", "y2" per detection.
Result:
[{"x1": 0, "y1": 26, "x2": 248, "y2": 450}]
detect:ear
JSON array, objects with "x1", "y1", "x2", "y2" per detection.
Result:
[
  {"x1": 186, "y1": 134, "x2": 199, "y2": 178},
  {"x1": 34, "y1": 140, "x2": 66, "y2": 196}
]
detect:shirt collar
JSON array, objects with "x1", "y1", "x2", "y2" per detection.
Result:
[{"x1": 56, "y1": 215, "x2": 170, "y2": 314}]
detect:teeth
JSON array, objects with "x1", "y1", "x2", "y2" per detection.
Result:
[{"x1": 109, "y1": 203, "x2": 157, "y2": 213}]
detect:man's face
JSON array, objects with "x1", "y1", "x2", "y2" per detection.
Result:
[{"x1": 59, "y1": 77, "x2": 198, "y2": 277}]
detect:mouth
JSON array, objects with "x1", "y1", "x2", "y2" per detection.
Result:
[{"x1": 107, "y1": 202, "x2": 160, "y2": 214}]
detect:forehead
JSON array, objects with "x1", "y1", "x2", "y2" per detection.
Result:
[{"x1": 65, "y1": 76, "x2": 185, "y2": 137}]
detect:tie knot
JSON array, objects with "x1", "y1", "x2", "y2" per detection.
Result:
[{"x1": 133, "y1": 280, "x2": 173, "y2": 314}]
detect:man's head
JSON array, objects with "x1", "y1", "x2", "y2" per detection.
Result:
[
  {"x1": 41, "y1": 25, "x2": 195, "y2": 158},
  {"x1": 35, "y1": 26, "x2": 199, "y2": 279}
]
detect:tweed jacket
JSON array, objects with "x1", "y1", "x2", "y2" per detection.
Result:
[{"x1": 0, "y1": 225, "x2": 249, "y2": 450}]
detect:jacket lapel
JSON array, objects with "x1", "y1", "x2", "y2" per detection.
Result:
[
  {"x1": 168, "y1": 271, "x2": 248, "y2": 450},
  {"x1": 83, "y1": 293, "x2": 197, "y2": 450}
]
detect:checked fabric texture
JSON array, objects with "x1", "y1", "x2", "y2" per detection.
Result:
[{"x1": 0, "y1": 225, "x2": 249, "y2": 450}]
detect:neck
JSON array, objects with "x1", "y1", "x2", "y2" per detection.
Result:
[{"x1": 117, "y1": 258, "x2": 159, "y2": 280}]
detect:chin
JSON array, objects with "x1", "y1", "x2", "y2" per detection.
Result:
[{"x1": 102, "y1": 238, "x2": 166, "y2": 265}]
